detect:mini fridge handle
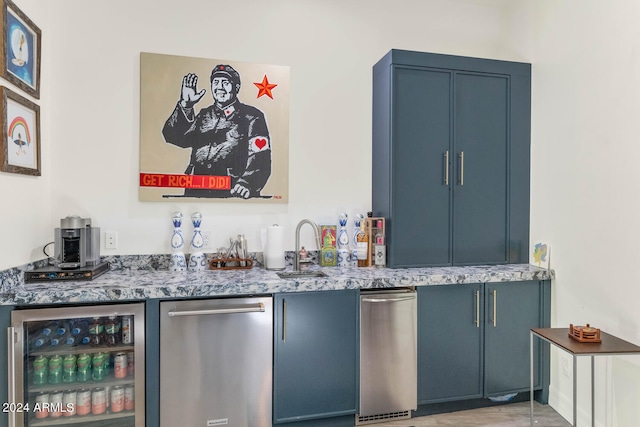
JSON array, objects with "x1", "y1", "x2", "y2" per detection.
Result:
[
  {"x1": 7, "y1": 327, "x2": 16, "y2": 427},
  {"x1": 167, "y1": 303, "x2": 265, "y2": 317}
]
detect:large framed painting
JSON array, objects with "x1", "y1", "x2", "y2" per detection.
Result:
[
  {"x1": 0, "y1": 0, "x2": 41, "y2": 98},
  {"x1": 139, "y1": 52, "x2": 290, "y2": 203},
  {"x1": 0, "y1": 86, "x2": 40, "y2": 175}
]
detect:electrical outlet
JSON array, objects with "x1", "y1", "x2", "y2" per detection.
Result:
[
  {"x1": 105, "y1": 231, "x2": 118, "y2": 249},
  {"x1": 201, "y1": 230, "x2": 213, "y2": 250},
  {"x1": 562, "y1": 356, "x2": 570, "y2": 378}
]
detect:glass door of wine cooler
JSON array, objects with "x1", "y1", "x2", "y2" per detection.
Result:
[{"x1": 8, "y1": 303, "x2": 145, "y2": 427}]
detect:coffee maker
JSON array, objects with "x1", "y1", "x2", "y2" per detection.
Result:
[{"x1": 54, "y1": 215, "x2": 101, "y2": 269}]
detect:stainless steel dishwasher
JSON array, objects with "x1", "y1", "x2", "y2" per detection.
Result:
[
  {"x1": 160, "y1": 296, "x2": 273, "y2": 427},
  {"x1": 358, "y1": 288, "x2": 417, "y2": 424}
]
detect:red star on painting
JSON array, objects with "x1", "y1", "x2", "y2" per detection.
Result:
[{"x1": 253, "y1": 75, "x2": 278, "y2": 99}]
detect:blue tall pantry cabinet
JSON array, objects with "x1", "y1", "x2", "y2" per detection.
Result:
[{"x1": 372, "y1": 49, "x2": 531, "y2": 267}]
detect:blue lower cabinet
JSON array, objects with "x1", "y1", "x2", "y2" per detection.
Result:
[
  {"x1": 418, "y1": 281, "x2": 550, "y2": 404},
  {"x1": 418, "y1": 284, "x2": 483, "y2": 404},
  {"x1": 274, "y1": 290, "x2": 359, "y2": 424},
  {"x1": 484, "y1": 281, "x2": 548, "y2": 396}
]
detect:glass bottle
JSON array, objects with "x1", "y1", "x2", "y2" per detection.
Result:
[
  {"x1": 170, "y1": 212, "x2": 187, "y2": 271},
  {"x1": 356, "y1": 221, "x2": 369, "y2": 267},
  {"x1": 374, "y1": 219, "x2": 386, "y2": 268},
  {"x1": 337, "y1": 213, "x2": 350, "y2": 267},
  {"x1": 188, "y1": 212, "x2": 206, "y2": 271},
  {"x1": 352, "y1": 214, "x2": 364, "y2": 267}
]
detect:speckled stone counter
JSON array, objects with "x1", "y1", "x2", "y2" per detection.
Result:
[{"x1": 0, "y1": 254, "x2": 554, "y2": 306}]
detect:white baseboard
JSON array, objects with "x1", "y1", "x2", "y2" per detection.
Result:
[{"x1": 548, "y1": 384, "x2": 607, "y2": 427}]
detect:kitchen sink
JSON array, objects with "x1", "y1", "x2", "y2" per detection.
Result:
[{"x1": 276, "y1": 271, "x2": 327, "y2": 279}]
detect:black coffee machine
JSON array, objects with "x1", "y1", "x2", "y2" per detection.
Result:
[{"x1": 54, "y1": 215, "x2": 100, "y2": 269}]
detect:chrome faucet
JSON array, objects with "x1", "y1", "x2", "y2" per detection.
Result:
[{"x1": 294, "y1": 219, "x2": 321, "y2": 272}]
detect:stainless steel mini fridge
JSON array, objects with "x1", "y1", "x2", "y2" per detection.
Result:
[
  {"x1": 8, "y1": 303, "x2": 145, "y2": 427},
  {"x1": 160, "y1": 296, "x2": 273, "y2": 427}
]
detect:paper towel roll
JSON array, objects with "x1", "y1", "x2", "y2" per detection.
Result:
[{"x1": 265, "y1": 225, "x2": 285, "y2": 270}]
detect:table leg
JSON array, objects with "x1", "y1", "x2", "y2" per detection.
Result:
[
  {"x1": 530, "y1": 331, "x2": 534, "y2": 427},
  {"x1": 591, "y1": 356, "x2": 595, "y2": 427},
  {"x1": 573, "y1": 356, "x2": 578, "y2": 426}
]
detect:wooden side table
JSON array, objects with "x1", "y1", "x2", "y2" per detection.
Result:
[{"x1": 530, "y1": 328, "x2": 640, "y2": 426}]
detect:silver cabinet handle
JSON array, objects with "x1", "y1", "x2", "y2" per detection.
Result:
[
  {"x1": 474, "y1": 291, "x2": 480, "y2": 328},
  {"x1": 168, "y1": 303, "x2": 265, "y2": 317},
  {"x1": 459, "y1": 151, "x2": 465, "y2": 186},
  {"x1": 444, "y1": 151, "x2": 449, "y2": 186},
  {"x1": 7, "y1": 327, "x2": 16, "y2": 427},
  {"x1": 491, "y1": 290, "x2": 497, "y2": 327},
  {"x1": 282, "y1": 299, "x2": 287, "y2": 343},
  {"x1": 361, "y1": 296, "x2": 416, "y2": 303}
]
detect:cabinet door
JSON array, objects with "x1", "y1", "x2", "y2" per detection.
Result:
[
  {"x1": 273, "y1": 290, "x2": 358, "y2": 424},
  {"x1": 418, "y1": 285, "x2": 483, "y2": 404},
  {"x1": 453, "y1": 72, "x2": 509, "y2": 265},
  {"x1": 390, "y1": 66, "x2": 452, "y2": 267},
  {"x1": 373, "y1": 50, "x2": 531, "y2": 268},
  {"x1": 484, "y1": 281, "x2": 542, "y2": 395}
]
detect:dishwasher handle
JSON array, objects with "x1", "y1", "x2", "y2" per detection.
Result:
[
  {"x1": 361, "y1": 295, "x2": 416, "y2": 303},
  {"x1": 167, "y1": 303, "x2": 265, "y2": 317}
]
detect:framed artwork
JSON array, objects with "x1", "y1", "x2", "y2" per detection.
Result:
[
  {"x1": 139, "y1": 52, "x2": 290, "y2": 203},
  {"x1": 0, "y1": 0, "x2": 41, "y2": 98},
  {"x1": 0, "y1": 86, "x2": 40, "y2": 175}
]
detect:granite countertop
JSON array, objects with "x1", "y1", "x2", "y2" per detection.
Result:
[{"x1": 0, "y1": 257, "x2": 555, "y2": 306}]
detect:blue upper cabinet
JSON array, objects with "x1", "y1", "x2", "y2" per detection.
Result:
[{"x1": 372, "y1": 50, "x2": 531, "y2": 267}]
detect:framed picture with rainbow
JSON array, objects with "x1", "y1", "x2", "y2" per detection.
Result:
[
  {"x1": 0, "y1": 0, "x2": 41, "y2": 98},
  {"x1": 0, "y1": 86, "x2": 40, "y2": 175}
]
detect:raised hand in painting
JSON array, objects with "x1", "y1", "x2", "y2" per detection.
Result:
[{"x1": 179, "y1": 73, "x2": 206, "y2": 109}]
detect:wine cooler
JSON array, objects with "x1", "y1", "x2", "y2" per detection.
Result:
[{"x1": 7, "y1": 303, "x2": 145, "y2": 427}]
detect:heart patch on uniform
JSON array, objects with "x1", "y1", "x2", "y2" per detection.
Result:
[{"x1": 255, "y1": 138, "x2": 267, "y2": 149}]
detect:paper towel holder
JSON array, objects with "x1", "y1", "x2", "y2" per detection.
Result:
[{"x1": 265, "y1": 224, "x2": 286, "y2": 271}]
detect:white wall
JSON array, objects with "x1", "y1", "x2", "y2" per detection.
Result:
[
  {"x1": 37, "y1": 0, "x2": 518, "y2": 260},
  {"x1": 0, "y1": 0, "x2": 52, "y2": 270},
  {"x1": 525, "y1": 0, "x2": 640, "y2": 425}
]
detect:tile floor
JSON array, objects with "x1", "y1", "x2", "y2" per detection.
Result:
[{"x1": 373, "y1": 402, "x2": 571, "y2": 426}]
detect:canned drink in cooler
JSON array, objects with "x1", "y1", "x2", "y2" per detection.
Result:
[
  {"x1": 49, "y1": 390, "x2": 63, "y2": 418},
  {"x1": 103, "y1": 385, "x2": 111, "y2": 408},
  {"x1": 121, "y1": 315, "x2": 133, "y2": 344},
  {"x1": 33, "y1": 355, "x2": 48, "y2": 385},
  {"x1": 92, "y1": 387, "x2": 107, "y2": 415},
  {"x1": 91, "y1": 352, "x2": 106, "y2": 381},
  {"x1": 127, "y1": 351, "x2": 135, "y2": 376},
  {"x1": 76, "y1": 353, "x2": 91, "y2": 382},
  {"x1": 124, "y1": 384, "x2": 135, "y2": 410},
  {"x1": 111, "y1": 385, "x2": 125, "y2": 413},
  {"x1": 63, "y1": 389, "x2": 76, "y2": 417},
  {"x1": 48, "y1": 355, "x2": 63, "y2": 384},
  {"x1": 92, "y1": 365, "x2": 106, "y2": 382},
  {"x1": 34, "y1": 392, "x2": 49, "y2": 419},
  {"x1": 104, "y1": 352, "x2": 111, "y2": 375},
  {"x1": 63, "y1": 354, "x2": 77, "y2": 383},
  {"x1": 114, "y1": 352, "x2": 128, "y2": 379},
  {"x1": 76, "y1": 388, "x2": 91, "y2": 416}
]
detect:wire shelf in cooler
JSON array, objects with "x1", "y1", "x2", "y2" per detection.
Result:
[
  {"x1": 28, "y1": 376, "x2": 135, "y2": 394},
  {"x1": 28, "y1": 344, "x2": 135, "y2": 357}
]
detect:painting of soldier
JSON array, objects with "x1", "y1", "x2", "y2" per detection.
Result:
[{"x1": 139, "y1": 52, "x2": 289, "y2": 202}]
